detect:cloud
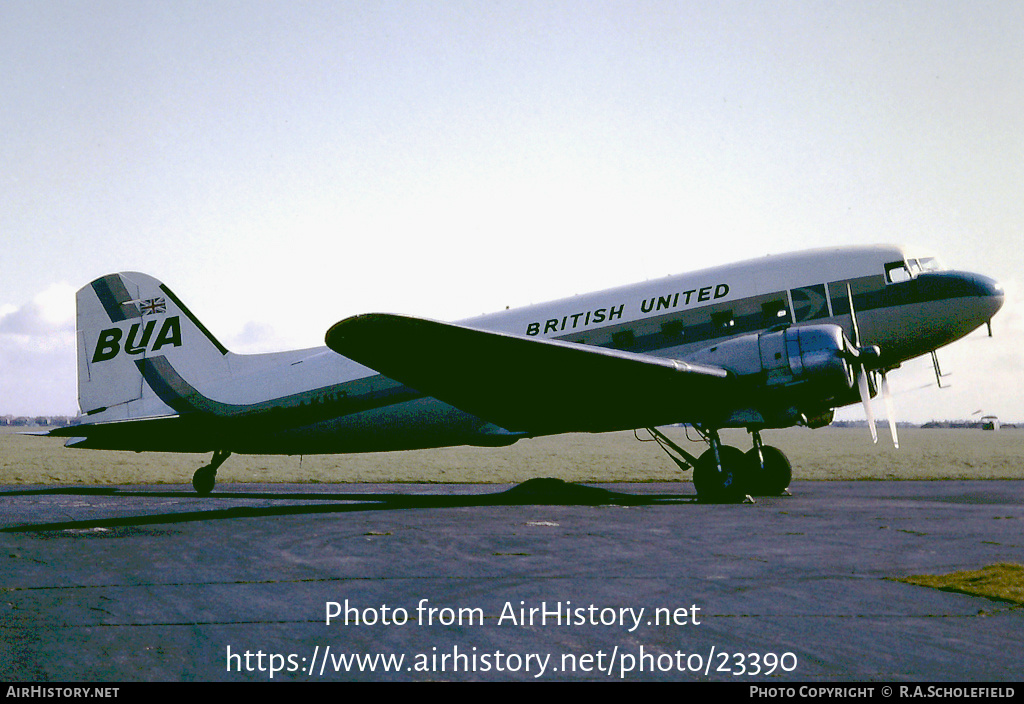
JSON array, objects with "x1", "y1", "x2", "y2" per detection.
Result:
[
  {"x1": 228, "y1": 321, "x2": 293, "y2": 354},
  {"x1": 1, "y1": 283, "x2": 77, "y2": 415},
  {"x1": 0, "y1": 283, "x2": 75, "y2": 339}
]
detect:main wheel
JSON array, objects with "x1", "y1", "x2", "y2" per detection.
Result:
[
  {"x1": 192, "y1": 465, "x2": 216, "y2": 495},
  {"x1": 744, "y1": 445, "x2": 792, "y2": 496},
  {"x1": 693, "y1": 445, "x2": 748, "y2": 503}
]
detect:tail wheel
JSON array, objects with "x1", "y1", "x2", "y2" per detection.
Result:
[
  {"x1": 693, "y1": 445, "x2": 748, "y2": 503},
  {"x1": 191, "y1": 449, "x2": 231, "y2": 495},
  {"x1": 745, "y1": 445, "x2": 792, "y2": 496}
]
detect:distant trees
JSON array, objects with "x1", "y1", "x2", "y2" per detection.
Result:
[
  {"x1": 797, "y1": 419, "x2": 1016, "y2": 430},
  {"x1": 0, "y1": 415, "x2": 73, "y2": 427},
  {"x1": 920, "y1": 419, "x2": 1015, "y2": 429}
]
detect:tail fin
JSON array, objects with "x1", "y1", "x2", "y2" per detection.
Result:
[{"x1": 77, "y1": 272, "x2": 232, "y2": 421}]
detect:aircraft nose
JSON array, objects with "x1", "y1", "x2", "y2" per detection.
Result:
[
  {"x1": 912, "y1": 269, "x2": 1004, "y2": 333},
  {"x1": 970, "y1": 272, "x2": 1005, "y2": 319},
  {"x1": 917, "y1": 270, "x2": 1003, "y2": 302},
  {"x1": 953, "y1": 271, "x2": 1004, "y2": 332}
]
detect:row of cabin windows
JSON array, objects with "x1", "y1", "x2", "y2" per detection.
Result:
[{"x1": 607, "y1": 274, "x2": 887, "y2": 351}]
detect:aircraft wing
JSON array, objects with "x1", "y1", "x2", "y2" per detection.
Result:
[{"x1": 325, "y1": 314, "x2": 735, "y2": 434}]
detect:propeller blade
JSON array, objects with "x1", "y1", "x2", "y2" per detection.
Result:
[
  {"x1": 857, "y1": 369, "x2": 877, "y2": 444},
  {"x1": 881, "y1": 373, "x2": 899, "y2": 448},
  {"x1": 846, "y1": 282, "x2": 861, "y2": 347}
]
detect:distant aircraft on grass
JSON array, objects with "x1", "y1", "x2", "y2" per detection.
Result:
[{"x1": 48, "y1": 245, "x2": 1003, "y2": 502}]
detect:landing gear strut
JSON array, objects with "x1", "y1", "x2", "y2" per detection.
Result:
[
  {"x1": 646, "y1": 427, "x2": 792, "y2": 502},
  {"x1": 192, "y1": 449, "x2": 231, "y2": 495},
  {"x1": 692, "y1": 430, "x2": 750, "y2": 504},
  {"x1": 744, "y1": 430, "x2": 792, "y2": 496}
]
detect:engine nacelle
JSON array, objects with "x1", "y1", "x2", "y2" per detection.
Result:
[
  {"x1": 774, "y1": 325, "x2": 856, "y2": 398},
  {"x1": 684, "y1": 324, "x2": 858, "y2": 413}
]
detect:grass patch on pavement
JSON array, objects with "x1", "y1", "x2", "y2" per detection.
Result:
[{"x1": 894, "y1": 563, "x2": 1024, "y2": 606}]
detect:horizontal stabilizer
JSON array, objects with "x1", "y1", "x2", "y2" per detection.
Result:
[
  {"x1": 47, "y1": 415, "x2": 220, "y2": 453},
  {"x1": 325, "y1": 314, "x2": 732, "y2": 434}
]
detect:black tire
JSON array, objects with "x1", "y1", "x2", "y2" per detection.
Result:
[
  {"x1": 745, "y1": 445, "x2": 792, "y2": 496},
  {"x1": 693, "y1": 445, "x2": 747, "y2": 503},
  {"x1": 192, "y1": 465, "x2": 216, "y2": 495}
]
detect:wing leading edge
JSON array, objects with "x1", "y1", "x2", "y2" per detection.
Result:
[{"x1": 325, "y1": 313, "x2": 734, "y2": 435}]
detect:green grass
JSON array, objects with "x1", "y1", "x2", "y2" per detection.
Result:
[
  {"x1": 3, "y1": 426, "x2": 1023, "y2": 485},
  {"x1": 894, "y1": 564, "x2": 1024, "y2": 606}
]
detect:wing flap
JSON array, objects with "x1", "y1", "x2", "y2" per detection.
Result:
[{"x1": 325, "y1": 314, "x2": 734, "y2": 434}]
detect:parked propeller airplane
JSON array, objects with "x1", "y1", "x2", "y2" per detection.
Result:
[{"x1": 49, "y1": 245, "x2": 1003, "y2": 501}]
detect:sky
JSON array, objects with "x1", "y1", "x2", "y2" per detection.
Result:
[{"x1": 1, "y1": 0, "x2": 1022, "y2": 423}]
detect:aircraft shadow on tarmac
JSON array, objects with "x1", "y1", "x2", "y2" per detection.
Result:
[{"x1": 0, "y1": 478, "x2": 697, "y2": 533}]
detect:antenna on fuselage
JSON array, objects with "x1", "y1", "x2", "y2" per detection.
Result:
[{"x1": 930, "y1": 350, "x2": 952, "y2": 389}]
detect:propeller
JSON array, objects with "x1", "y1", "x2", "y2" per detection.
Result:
[
  {"x1": 880, "y1": 372, "x2": 899, "y2": 449},
  {"x1": 856, "y1": 365, "x2": 877, "y2": 443},
  {"x1": 845, "y1": 283, "x2": 898, "y2": 448}
]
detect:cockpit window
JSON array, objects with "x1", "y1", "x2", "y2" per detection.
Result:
[
  {"x1": 904, "y1": 256, "x2": 945, "y2": 277},
  {"x1": 884, "y1": 261, "x2": 912, "y2": 283}
]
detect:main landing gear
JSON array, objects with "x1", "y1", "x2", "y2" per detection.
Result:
[
  {"x1": 745, "y1": 431, "x2": 792, "y2": 497},
  {"x1": 646, "y1": 427, "x2": 791, "y2": 503},
  {"x1": 192, "y1": 449, "x2": 232, "y2": 495}
]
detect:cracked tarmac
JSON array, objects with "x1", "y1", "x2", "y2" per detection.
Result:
[{"x1": 1, "y1": 480, "x2": 1022, "y2": 681}]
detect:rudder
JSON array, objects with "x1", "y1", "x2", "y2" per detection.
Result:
[{"x1": 76, "y1": 272, "x2": 232, "y2": 421}]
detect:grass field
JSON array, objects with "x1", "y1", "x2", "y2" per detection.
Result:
[
  {"x1": 2, "y1": 426, "x2": 1022, "y2": 485},
  {"x1": 894, "y1": 564, "x2": 1024, "y2": 607}
]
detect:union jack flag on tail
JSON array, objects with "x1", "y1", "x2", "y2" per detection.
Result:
[{"x1": 140, "y1": 297, "x2": 166, "y2": 315}]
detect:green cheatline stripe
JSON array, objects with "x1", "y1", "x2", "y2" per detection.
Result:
[
  {"x1": 92, "y1": 274, "x2": 141, "y2": 322},
  {"x1": 158, "y1": 283, "x2": 229, "y2": 355}
]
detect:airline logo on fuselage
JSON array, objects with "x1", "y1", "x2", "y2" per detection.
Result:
[
  {"x1": 525, "y1": 283, "x2": 730, "y2": 336},
  {"x1": 92, "y1": 316, "x2": 182, "y2": 363}
]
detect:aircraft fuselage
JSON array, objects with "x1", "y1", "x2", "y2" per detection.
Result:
[{"x1": 60, "y1": 245, "x2": 1003, "y2": 456}]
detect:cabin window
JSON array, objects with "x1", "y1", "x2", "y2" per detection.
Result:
[
  {"x1": 612, "y1": 330, "x2": 635, "y2": 349},
  {"x1": 761, "y1": 300, "x2": 789, "y2": 324},
  {"x1": 829, "y1": 275, "x2": 885, "y2": 315},
  {"x1": 711, "y1": 311, "x2": 735, "y2": 332},
  {"x1": 661, "y1": 320, "x2": 684, "y2": 338}
]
